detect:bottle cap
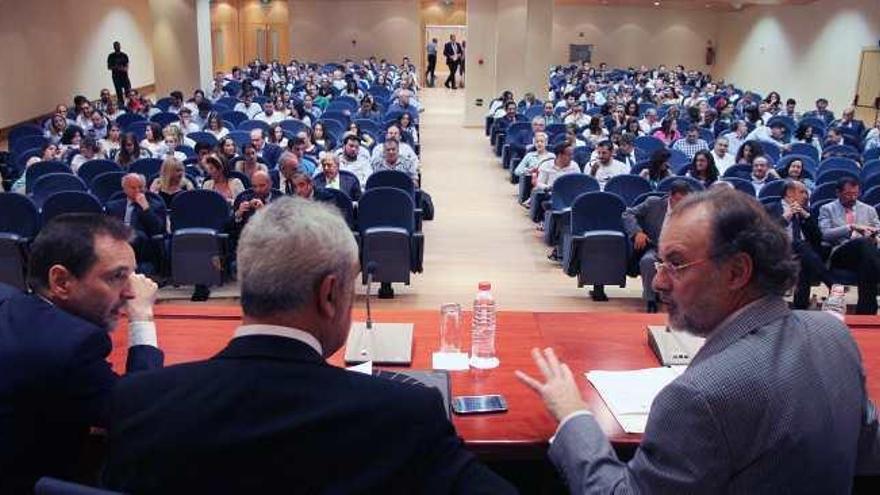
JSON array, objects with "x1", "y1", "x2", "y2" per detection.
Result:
[{"x1": 478, "y1": 281, "x2": 491, "y2": 291}]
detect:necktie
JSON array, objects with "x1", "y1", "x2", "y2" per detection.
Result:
[
  {"x1": 124, "y1": 202, "x2": 134, "y2": 226},
  {"x1": 791, "y1": 214, "x2": 803, "y2": 243},
  {"x1": 845, "y1": 207, "x2": 855, "y2": 226},
  {"x1": 286, "y1": 180, "x2": 293, "y2": 195}
]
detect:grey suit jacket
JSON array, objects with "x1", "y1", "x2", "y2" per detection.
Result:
[
  {"x1": 622, "y1": 196, "x2": 667, "y2": 243},
  {"x1": 818, "y1": 199, "x2": 880, "y2": 248},
  {"x1": 549, "y1": 297, "x2": 880, "y2": 493}
]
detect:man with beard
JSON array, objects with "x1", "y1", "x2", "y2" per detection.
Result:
[
  {"x1": 516, "y1": 189, "x2": 880, "y2": 493},
  {"x1": 0, "y1": 214, "x2": 163, "y2": 492}
]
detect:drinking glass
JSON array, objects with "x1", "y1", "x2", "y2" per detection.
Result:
[{"x1": 439, "y1": 303, "x2": 462, "y2": 352}]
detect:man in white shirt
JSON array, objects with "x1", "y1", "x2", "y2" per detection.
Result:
[
  {"x1": 254, "y1": 101, "x2": 288, "y2": 125},
  {"x1": 588, "y1": 141, "x2": 628, "y2": 189},
  {"x1": 234, "y1": 93, "x2": 262, "y2": 119},
  {"x1": 639, "y1": 108, "x2": 659, "y2": 135},
  {"x1": 370, "y1": 125, "x2": 419, "y2": 170},
  {"x1": 335, "y1": 135, "x2": 372, "y2": 186},
  {"x1": 711, "y1": 136, "x2": 735, "y2": 175},
  {"x1": 751, "y1": 156, "x2": 779, "y2": 194},
  {"x1": 172, "y1": 107, "x2": 201, "y2": 134}
]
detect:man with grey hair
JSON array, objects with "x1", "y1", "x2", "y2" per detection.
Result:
[
  {"x1": 275, "y1": 151, "x2": 301, "y2": 195},
  {"x1": 103, "y1": 198, "x2": 515, "y2": 493},
  {"x1": 518, "y1": 189, "x2": 880, "y2": 492},
  {"x1": 105, "y1": 173, "x2": 165, "y2": 267}
]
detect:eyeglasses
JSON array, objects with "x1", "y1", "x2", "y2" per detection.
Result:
[{"x1": 654, "y1": 257, "x2": 711, "y2": 279}]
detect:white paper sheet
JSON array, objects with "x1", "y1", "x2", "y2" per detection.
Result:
[
  {"x1": 346, "y1": 360, "x2": 373, "y2": 375},
  {"x1": 586, "y1": 367, "x2": 681, "y2": 434},
  {"x1": 432, "y1": 351, "x2": 470, "y2": 371}
]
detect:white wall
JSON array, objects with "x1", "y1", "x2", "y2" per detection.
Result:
[
  {"x1": 551, "y1": 5, "x2": 719, "y2": 71},
  {"x1": 288, "y1": 0, "x2": 421, "y2": 65},
  {"x1": 715, "y1": 0, "x2": 880, "y2": 114},
  {"x1": 0, "y1": 0, "x2": 155, "y2": 128}
]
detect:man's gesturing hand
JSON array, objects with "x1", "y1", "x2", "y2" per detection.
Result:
[{"x1": 515, "y1": 347, "x2": 588, "y2": 422}]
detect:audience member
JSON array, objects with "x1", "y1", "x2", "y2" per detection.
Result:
[
  {"x1": 277, "y1": 151, "x2": 302, "y2": 195},
  {"x1": 710, "y1": 136, "x2": 734, "y2": 174},
  {"x1": 106, "y1": 173, "x2": 166, "y2": 267},
  {"x1": 314, "y1": 152, "x2": 361, "y2": 200},
  {"x1": 588, "y1": 141, "x2": 628, "y2": 189},
  {"x1": 685, "y1": 150, "x2": 719, "y2": 188},
  {"x1": 232, "y1": 171, "x2": 280, "y2": 227},
  {"x1": 671, "y1": 125, "x2": 709, "y2": 160},
  {"x1": 202, "y1": 154, "x2": 245, "y2": 204},
  {"x1": 750, "y1": 156, "x2": 778, "y2": 195},
  {"x1": 149, "y1": 156, "x2": 195, "y2": 205},
  {"x1": 335, "y1": 134, "x2": 372, "y2": 185},
  {"x1": 370, "y1": 138, "x2": 419, "y2": 186},
  {"x1": 639, "y1": 149, "x2": 673, "y2": 188}
]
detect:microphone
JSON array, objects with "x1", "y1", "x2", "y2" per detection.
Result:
[{"x1": 364, "y1": 261, "x2": 377, "y2": 330}]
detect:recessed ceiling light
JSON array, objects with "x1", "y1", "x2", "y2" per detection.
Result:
[{"x1": 654, "y1": 1, "x2": 661, "y2": 6}]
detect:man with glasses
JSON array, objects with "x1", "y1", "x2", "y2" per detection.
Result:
[
  {"x1": 517, "y1": 189, "x2": 880, "y2": 492},
  {"x1": 623, "y1": 180, "x2": 693, "y2": 313},
  {"x1": 819, "y1": 177, "x2": 880, "y2": 314}
]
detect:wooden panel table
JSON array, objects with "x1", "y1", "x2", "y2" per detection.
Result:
[{"x1": 109, "y1": 306, "x2": 880, "y2": 460}]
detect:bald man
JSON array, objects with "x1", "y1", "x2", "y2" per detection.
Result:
[
  {"x1": 233, "y1": 170, "x2": 283, "y2": 227},
  {"x1": 105, "y1": 173, "x2": 166, "y2": 267}
]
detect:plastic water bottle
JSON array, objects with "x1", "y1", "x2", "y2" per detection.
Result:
[
  {"x1": 821, "y1": 284, "x2": 847, "y2": 321},
  {"x1": 470, "y1": 282, "x2": 499, "y2": 369}
]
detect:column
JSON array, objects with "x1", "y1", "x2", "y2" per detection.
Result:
[
  {"x1": 149, "y1": 0, "x2": 210, "y2": 95},
  {"x1": 524, "y1": 0, "x2": 553, "y2": 101},
  {"x1": 464, "y1": 0, "x2": 499, "y2": 127}
]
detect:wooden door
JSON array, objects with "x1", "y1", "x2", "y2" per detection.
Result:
[{"x1": 854, "y1": 49, "x2": 880, "y2": 125}]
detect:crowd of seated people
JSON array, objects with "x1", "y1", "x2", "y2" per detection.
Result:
[
  {"x1": 489, "y1": 62, "x2": 880, "y2": 311},
  {"x1": 2, "y1": 57, "x2": 428, "y2": 300}
]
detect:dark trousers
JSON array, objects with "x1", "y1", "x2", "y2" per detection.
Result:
[
  {"x1": 792, "y1": 241, "x2": 832, "y2": 309},
  {"x1": 426, "y1": 54, "x2": 437, "y2": 86},
  {"x1": 131, "y1": 230, "x2": 159, "y2": 274},
  {"x1": 829, "y1": 237, "x2": 880, "y2": 314},
  {"x1": 445, "y1": 60, "x2": 458, "y2": 88},
  {"x1": 112, "y1": 71, "x2": 131, "y2": 105}
]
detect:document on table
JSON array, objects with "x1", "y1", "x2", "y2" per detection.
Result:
[{"x1": 585, "y1": 367, "x2": 684, "y2": 434}]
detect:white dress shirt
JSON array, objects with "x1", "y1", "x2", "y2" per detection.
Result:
[{"x1": 234, "y1": 324, "x2": 323, "y2": 356}]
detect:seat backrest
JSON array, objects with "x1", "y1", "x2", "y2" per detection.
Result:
[
  {"x1": 9, "y1": 124, "x2": 44, "y2": 149},
  {"x1": 35, "y1": 476, "x2": 123, "y2": 495},
  {"x1": 862, "y1": 159, "x2": 880, "y2": 183},
  {"x1": 811, "y1": 182, "x2": 839, "y2": 205},
  {"x1": 864, "y1": 148, "x2": 880, "y2": 162},
  {"x1": 40, "y1": 191, "x2": 103, "y2": 225},
  {"x1": 169, "y1": 190, "x2": 231, "y2": 231},
  {"x1": 77, "y1": 160, "x2": 121, "y2": 185},
  {"x1": 279, "y1": 119, "x2": 309, "y2": 136},
  {"x1": 126, "y1": 121, "x2": 149, "y2": 141},
  {"x1": 221, "y1": 110, "x2": 249, "y2": 127},
  {"x1": 823, "y1": 144, "x2": 860, "y2": 160},
  {"x1": 786, "y1": 143, "x2": 819, "y2": 162},
  {"x1": 89, "y1": 171, "x2": 127, "y2": 203},
  {"x1": 570, "y1": 191, "x2": 627, "y2": 234},
  {"x1": 129, "y1": 158, "x2": 163, "y2": 179},
  {"x1": 318, "y1": 188, "x2": 356, "y2": 229},
  {"x1": 32, "y1": 173, "x2": 87, "y2": 207},
  {"x1": 604, "y1": 174, "x2": 653, "y2": 206},
  {"x1": 318, "y1": 119, "x2": 345, "y2": 137},
  {"x1": 550, "y1": 174, "x2": 600, "y2": 211},
  {"x1": 657, "y1": 176, "x2": 705, "y2": 192},
  {"x1": 115, "y1": 112, "x2": 145, "y2": 129},
  {"x1": 632, "y1": 191, "x2": 666, "y2": 206},
  {"x1": 818, "y1": 157, "x2": 861, "y2": 176},
  {"x1": 358, "y1": 187, "x2": 414, "y2": 234},
  {"x1": 25, "y1": 161, "x2": 71, "y2": 194},
  {"x1": 237, "y1": 119, "x2": 270, "y2": 134},
  {"x1": 187, "y1": 131, "x2": 219, "y2": 147},
  {"x1": 149, "y1": 112, "x2": 178, "y2": 129},
  {"x1": 365, "y1": 170, "x2": 414, "y2": 197},
  {"x1": 722, "y1": 177, "x2": 756, "y2": 197},
  {"x1": 722, "y1": 164, "x2": 754, "y2": 180},
  {"x1": 0, "y1": 193, "x2": 40, "y2": 238},
  {"x1": 12, "y1": 135, "x2": 49, "y2": 156},
  {"x1": 861, "y1": 185, "x2": 880, "y2": 208},
  {"x1": 667, "y1": 149, "x2": 691, "y2": 170},
  {"x1": 545, "y1": 123, "x2": 567, "y2": 138},
  {"x1": 757, "y1": 179, "x2": 786, "y2": 199},
  {"x1": 226, "y1": 130, "x2": 251, "y2": 150},
  {"x1": 816, "y1": 168, "x2": 858, "y2": 186}
]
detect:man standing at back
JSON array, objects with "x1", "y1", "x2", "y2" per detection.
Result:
[
  {"x1": 517, "y1": 189, "x2": 880, "y2": 492},
  {"x1": 426, "y1": 37, "x2": 438, "y2": 87},
  {"x1": 107, "y1": 41, "x2": 131, "y2": 106},
  {"x1": 443, "y1": 34, "x2": 462, "y2": 89},
  {"x1": 104, "y1": 198, "x2": 515, "y2": 493},
  {"x1": 0, "y1": 214, "x2": 163, "y2": 493}
]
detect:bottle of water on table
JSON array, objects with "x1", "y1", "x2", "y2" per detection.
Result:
[{"x1": 470, "y1": 281, "x2": 499, "y2": 369}]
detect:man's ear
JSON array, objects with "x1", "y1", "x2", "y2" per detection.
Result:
[
  {"x1": 316, "y1": 273, "x2": 338, "y2": 320},
  {"x1": 46, "y1": 265, "x2": 75, "y2": 300},
  {"x1": 725, "y1": 253, "x2": 754, "y2": 292}
]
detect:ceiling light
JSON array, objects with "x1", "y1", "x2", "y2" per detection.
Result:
[{"x1": 654, "y1": 1, "x2": 661, "y2": 6}]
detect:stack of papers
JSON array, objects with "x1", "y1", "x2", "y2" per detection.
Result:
[{"x1": 585, "y1": 367, "x2": 684, "y2": 433}]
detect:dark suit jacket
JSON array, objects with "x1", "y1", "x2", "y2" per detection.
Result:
[
  {"x1": 0, "y1": 293, "x2": 163, "y2": 493},
  {"x1": 232, "y1": 188, "x2": 285, "y2": 225},
  {"x1": 803, "y1": 110, "x2": 836, "y2": 125},
  {"x1": 103, "y1": 335, "x2": 515, "y2": 493},
  {"x1": 622, "y1": 195, "x2": 667, "y2": 246},
  {"x1": 314, "y1": 172, "x2": 361, "y2": 201},
  {"x1": 835, "y1": 119, "x2": 866, "y2": 139},
  {"x1": 443, "y1": 41, "x2": 462, "y2": 65},
  {"x1": 614, "y1": 149, "x2": 647, "y2": 170},
  {"x1": 105, "y1": 198, "x2": 165, "y2": 238}
]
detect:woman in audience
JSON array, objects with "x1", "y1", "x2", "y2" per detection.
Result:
[
  {"x1": 312, "y1": 122, "x2": 331, "y2": 151},
  {"x1": 514, "y1": 132, "x2": 554, "y2": 178},
  {"x1": 566, "y1": 128, "x2": 587, "y2": 149},
  {"x1": 202, "y1": 154, "x2": 245, "y2": 204},
  {"x1": 150, "y1": 156, "x2": 194, "y2": 205},
  {"x1": 235, "y1": 143, "x2": 269, "y2": 181},
  {"x1": 735, "y1": 140, "x2": 764, "y2": 165},
  {"x1": 70, "y1": 137, "x2": 103, "y2": 174},
  {"x1": 204, "y1": 113, "x2": 229, "y2": 140},
  {"x1": 141, "y1": 122, "x2": 165, "y2": 156},
  {"x1": 764, "y1": 91, "x2": 782, "y2": 112},
  {"x1": 160, "y1": 127, "x2": 189, "y2": 162},
  {"x1": 624, "y1": 100, "x2": 640, "y2": 119},
  {"x1": 340, "y1": 78, "x2": 364, "y2": 102},
  {"x1": 639, "y1": 149, "x2": 673, "y2": 188},
  {"x1": 116, "y1": 132, "x2": 152, "y2": 169},
  {"x1": 25, "y1": 143, "x2": 63, "y2": 168},
  {"x1": 268, "y1": 123, "x2": 289, "y2": 149},
  {"x1": 685, "y1": 150, "x2": 719, "y2": 188},
  {"x1": 44, "y1": 113, "x2": 69, "y2": 145},
  {"x1": 780, "y1": 157, "x2": 814, "y2": 190},
  {"x1": 59, "y1": 126, "x2": 84, "y2": 161},
  {"x1": 792, "y1": 123, "x2": 823, "y2": 154},
  {"x1": 101, "y1": 123, "x2": 123, "y2": 159},
  {"x1": 398, "y1": 112, "x2": 419, "y2": 147},
  {"x1": 652, "y1": 118, "x2": 680, "y2": 146},
  {"x1": 584, "y1": 116, "x2": 608, "y2": 147},
  {"x1": 866, "y1": 116, "x2": 880, "y2": 152},
  {"x1": 624, "y1": 118, "x2": 643, "y2": 136},
  {"x1": 682, "y1": 88, "x2": 702, "y2": 109},
  {"x1": 218, "y1": 137, "x2": 239, "y2": 164}
]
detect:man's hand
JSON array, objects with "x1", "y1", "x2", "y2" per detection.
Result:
[
  {"x1": 126, "y1": 273, "x2": 158, "y2": 322},
  {"x1": 590, "y1": 162, "x2": 600, "y2": 175},
  {"x1": 515, "y1": 348, "x2": 589, "y2": 422},
  {"x1": 252, "y1": 199, "x2": 264, "y2": 210},
  {"x1": 237, "y1": 201, "x2": 252, "y2": 214},
  {"x1": 633, "y1": 231, "x2": 649, "y2": 251},
  {"x1": 134, "y1": 193, "x2": 150, "y2": 210}
]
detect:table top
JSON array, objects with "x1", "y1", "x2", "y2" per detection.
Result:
[{"x1": 109, "y1": 306, "x2": 880, "y2": 459}]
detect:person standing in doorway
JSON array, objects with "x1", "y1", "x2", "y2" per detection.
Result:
[
  {"x1": 443, "y1": 34, "x2": 461, "y2": 89},
  {"x1": 107, "y1": 41, "x2": 131, "y2": 106},
  {"x1": 459, "y1": 40, "x2": 466, "y2": 85},
  {"x1": 425, "y1": 38, "x2": 438, "y2": 87}
]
